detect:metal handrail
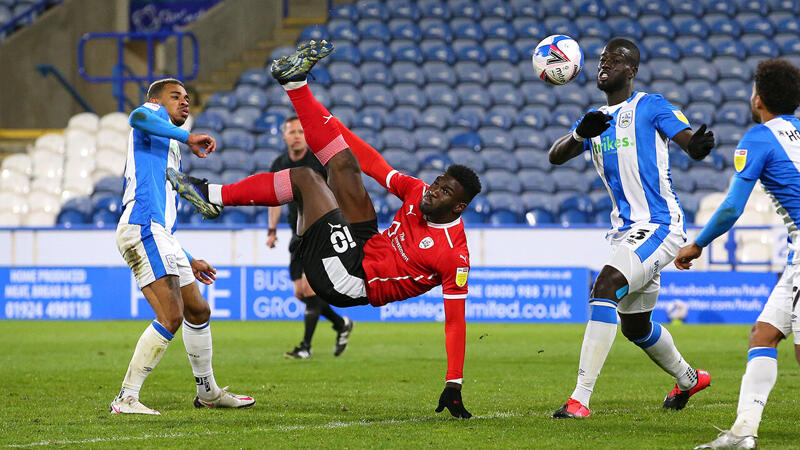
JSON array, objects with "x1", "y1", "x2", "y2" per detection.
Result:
[
  {"x1": 0, "y1": 0, "x2": 62, "y2": 39},
  {"x1": 36, "y1": 64, "x2": 94, "y2": 113},
  {"x1": 77, "y1": 31, "x2": 199, "y2": 111}
]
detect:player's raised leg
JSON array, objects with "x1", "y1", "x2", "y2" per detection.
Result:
[
  {"x1": 271, "y1": 40, "x2": 378, "y2": 228},
  {"x1": 110, "y1": 276, "x2": 183, "y2": 415},
  {"x1": 553, "y1": 266, "x2": 626, "y2": 418},
  {"x1": 181, "y1": 282, "x2": 255, "y2": 408}
]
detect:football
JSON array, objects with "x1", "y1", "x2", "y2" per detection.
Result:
[{"x1": 532, "y1": 35, "x2": 584, "y2": 86}]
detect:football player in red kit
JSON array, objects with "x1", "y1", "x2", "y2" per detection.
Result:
[{"x1": 168, "y1": 41, "x2": 481, "y2": 419}]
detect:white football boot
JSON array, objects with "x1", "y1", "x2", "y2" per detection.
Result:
[
  {"x1": 695, "y1": 429, "x2": 757, "y2": 449},
  {"x1": 193, "y1": 386, "x2": 255, "y2": 409},
  {"x1": 109, "y1": 395, "x2": 161, "y2": 415}
]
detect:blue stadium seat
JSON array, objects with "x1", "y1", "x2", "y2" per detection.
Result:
[
  {"x1": 353, "y1": 110, "x2": 384, "y2": 131},
  {"x1": 553, "y1": 169, "x2": 591, "y2": 193},
  {"x1": 330, "y1": 43, "x2": 361, "y2": 64},
  {"x1": 485, "y1": 22, "x2": 516, "y2": 41},
  {"x1": 483, "y1": 1, "x2": 513, "y2": 19},
  {"x1": 511, "y1": 127, "x2": 549, "y2": 150},
  {"x1": 255, "y1": 133, "x2": 283, "y2": 151},
  {"x1": 219, "y1": 209, "x2": 251, "y2": 225},
  {"x1": 360, "y1": 42, "x2": 392, "y2": 64},
  {"x1": 708, "y1": 17, "x2": 742, "y2": 36},
  {"x1": 420, "y1": 152, "x2": 452, "y2": 171},
  {"x1": 466, "y1": 193, "x2": 492, "y2": 219},
  {"x1": 715, "y1": 123, "x2": 746, "y2": 145},
  {"x1": 742, "y1": 17, "x2": 775, "y2": 37},
  {"x1": 415, "y1": 127, "x2": 448, "y2": 150},
  {"x1": 516, "y1": 106, "x2": 549, "y2": 130},
  {"x1": 486, "y1": 62, "x2": 519, "y2": 84},
  {"x1": 544, "y1": 1, "x2": 576, "y2": 19},
  {"x1": 91, "y1": 194, "x2": 122, "y2": 215},
  {"x1": 488, "y1": 83, "x2": 523, "y2": 107},
  {"x1": 226, "y1": 107, "x2": 262, "y2": 131},
  {"x1": 781, "y1": 37, "x2": 800, "y2": 55},
  {"x1": 515, "y1": 149, "x2": 550, "y2": 171},
  {"x1": 707, "y1": 0, "x2": 737, "y2": 15},
  {"x1": 205, "y1": 91, "x2": 237, "y2": 109},
  {"x1": 509, "y1": 0, "x2": 543, "y2": 18},
  {"x1": 330, "y1": 23, "x2": 359, "y2": 42},
  {"x1": 593, "y1": 195, "x2": 613, "y2": 212},
  {"x1": 685, "y1": 102, "x2": 717, "y2": 125},
  {"x1": 748, "y1": 39, "x2": 780, "y2": 57},
  {"x1": 252, "y1": 111, "x2": 285, "y2": 134},
  {"x1": 456, "y1": 83, "x2": 491, "y2": 108},
  {"x1": 460, "y1": 210, "x2": 486, "y2": 224},
  {"x1": 579, "y1": 19, "x2": 612, "y2": 40},
  {"x1": 94, "y1": 176, "x2": 123, "y2": 195},
  {"x1": 559, "y1": 209, "x2": 589, "y2": 226},
  {"x1": 265, "y1": 85, "x2": 292, "y2": 109},
  {"x1": 479, "y1": 127, "x2": 514, "y2": 151},
  {"x1": 645, "y1": 39, "x2": 681, "y2": 61},
  {"x1": 424, "y1": 83, "x2": 459, "y2": 109},
  {"x1": 424, "y1": 44, "x2": 456, "y2": 64},
  {"x1": 769, "y1": 0, "x2": 800, "y2": 12},
  {"x1": 718, "y1": 80, "x2": 750, "y2": 102},
  {"x1": 520, "y1": 83, "x2": 557, "y2": 108},
  {"x1": 678, "y1": 38, "x2": 715, "y2": 59},
  {"x1": 674, "y1": 17, "x2": 710, "y2": 39},
  {"x1": 451, "y1": 107, "x2": 484, "y2": 131},
  {"x1": 488, "y1": 210, "x2": 521, "y2": 225},
  {"x1": 483, "y1": 106, "x2": 515, "y2": 130},
  {"x1": 681, "y1": 57, "x2": 719, "y2": 81},
  {"x1": 221, "y1": 149, "x2": 256, "y2": 172},
  {"x1": 234, "y1": 87, "x2": 267, "y2": 109},
  {"x1": 388, "y1": 84, "x2": 423, "y2": 109},
  {"x1": 549, "y1": 105, "x2": 583, "y2": 128},
  {"x1": 482, "y1": 148, "x2": 520, "y2": 171},
  {"x1": 389, "y1": 1, "x2": 420, "y2": 20},
  {"x1": 421, "y1": 20, "x2": 453, "y2": 42},
  {"x1": 560, "y1": 194, "x2": 594, "y2": 215},
  {"x1": 448, "y1": 148, "x2": 486, "y2": 172},
  {"x1": 715, "y1": 40, "x2": 748, "y2": 58},
  {"x1": 487, "y1": 192, "x2": 524, "y2": 216},
  {"x1": 299, "y1": 25, "x2": 329, "y2": 43},
  {"x1": 352, "y1": 128, "x2": 384, "y2": 150},
  {"x1": 61, "y1": 197, "x2": 93, "y2": 218},
  {"x1": 393, "y1": 44, "x2": 424, "y2": 64},
  {"x1": 452, "y1": 1, "x2": 482, "y2": 19},
  {"x1": 381, "y1": 128, "x2": 415, "y2": 150},
  {"x1": 454, "y1": 61, "x2": 488, "y2": 84},
  {"x1": 420, "y1": 1, "x2": 451, "y2": 20},
  {"x1": 545, "y1": 18, "x2": 579, "y2": 39},
  {"x1": 455, "y1": 44, "x2": 488, "y2": 64},
  {"x1": 193, "y1": 112, "x2": 224, "y2": 132},
  {"x1": 518, "y1": 169, "x2": 555, "y2": 193},
  {"x1": 383, "y1": 149, "x2": 419, "y2": 173},
  {"x1": 390, "y1": 61, "x2": 424, "y2": 86},
  {"x1": 691, "y1": 167, "x2": 730, "y2": 191},
  {"x1": 330, "y1": 4, "x2": 358, "y2": 20},
  {"x1": 738, "y1": 0, "x2": 769, "y2": 13},
  {"x1": 371, "y1": 196, "x2": 393, "y2": 223},
  {"x1": 359, "y1": 62, "x2": 392, "y2": 86},
  {"x1": 191, "y1": 151, "x2": 224, "y2": 173},
  {"x1": 687, "y1": 81, "x2": 724, "y2": 105},
  {"x1": 454, "y1": 22, "x2": 484, "y2": 41},
  {"x1": 361, "y1": 84, "x2": 395, "y2": 109},
  {"x1": 714, "y1": 56, "x2": 752, "y2": 80},
  {"x1": 514, "y1": 19, "x2": 547, "y2": 40},
  {"x1": 607, "y1": 0, "x2": 640, "y2": 18},
  {"x1": 525, "y1": 208, "x2": 555, "y2": 226},
  {"x1": 330, "y1": 62, "x2": 362, "y2": 86},
  {"x1": 330, "y1": 85, "x2": 363, "y2": 109},
  {"x1": 450, "y1": 131, "x2": 482, "y2": 151},
  {"x1": 715, "y1": 101, "x2": 750, "y2": 126},
  {"x1": 487, "y1": 42, "x2": 520, "y2": 63},
  {"x1": 577, "y1": 0, "x2": 607, "y2": 17},
  {"x1": 641, "y1": 0, "x2": 672, "y2": 15},
  {"x1": 359, "y1": 1, "x2": 389, "y2": 20},
  {"x1": 673, "y1": 0, "x2": 704, "y2": 15},
  {"x1": 422, "y1": 61, "x2": 456, "y2": 84},
  {"x1": 649, "y1": 60, "x2": 686, "y2": 82},
  {"x1": 644, "y1": 18, "x2": 677, "y2": 39},
  {"x1": 253, "y1": 149, "x2": 281, "y2": 171},
  {"x1": 91, "y1": 209, "x2": 119, "y2": 227},
  {"x1": 385, "y1": 106, "x2": 418, "y2": 130},
  {"x1": 775, "y1": 16, "x2": 800, "y2": 34}
]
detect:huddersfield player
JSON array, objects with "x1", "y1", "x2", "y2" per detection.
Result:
[
  {"x1": 677, "y1": 59, "x2": 800, "y2": 449},
  {"x1": 548, "y1": 38, "x2": 716, "y2": 418},
  {"x1": 170, "y1": 41, "x2": 480, "y2": 418},
  {"x1": 111, "y1": 79, "x2": 254, "y2": 414}
]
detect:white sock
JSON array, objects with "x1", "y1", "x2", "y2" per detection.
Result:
[
  {"x1": 208, "y1": 184, "x2": 223, "y2": 206},
  {"x1": 570, "y1": 299, "x2": 618, "y2": 407},
  {"x1": 183, "y1": 320, "x2": 221, "y2": 400},
  {"x1": 119, "y1": 321, "x2": 172, "y2": 399},
  {"x1": 634, "y1": 322, "x2": 696, "y2": 390},
  {"x1": 731, "y1": 347, "x2": 778, "y2": 437},
  {"x1": 282, "y1": 79, "x2": 308, "y2": 91}
]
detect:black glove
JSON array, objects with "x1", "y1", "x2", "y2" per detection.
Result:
[
  {"x1": 435, "y1": 386, "x2": 472, "y2": 419},
  {"x1": 574, "y1": 111, "x2": 613, "y2": 139},
  {"x1": 687, "y1": 123, "x2": 715, "y2": 161}
]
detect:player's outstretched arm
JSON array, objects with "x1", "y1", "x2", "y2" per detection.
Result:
[
  {"x1": 129, "y1": 105, "x2": 216, "y2": 158},
  {"x1": 434, "y1": 297, "x2": 471, "y2": 418},
  {"x1": 673, "y1": 123, "x2": 715, "y2": 161},
  {"x1": 675, "y1": 176, "x2": 755, "y2": 269},
  {"x1": 549, "y1": 111, "x2": 611, "y2": 165}
]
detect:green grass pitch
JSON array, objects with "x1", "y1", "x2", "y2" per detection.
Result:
[{"x1": 1, "y1": 321, "x2": 798, "y2": 448}]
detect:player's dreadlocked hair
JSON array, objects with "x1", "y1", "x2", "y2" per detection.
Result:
[
  {"x1": 754, "y1": 59, "x2": 800, "y2": 115},
  {"x1": 446, "y1": 164, "x2": 482, "y2": 204},
  {"x1": 606, "y1": 38, "x2": 640, "y2": 68},
  {"x1": 146, "y1": 78, "x2": 185, "y2": 100}
]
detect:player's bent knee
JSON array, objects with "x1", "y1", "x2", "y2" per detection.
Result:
[
  {"x1": 619, "y1": 314, "x2": 652, "y2": 342},
  {"x1": 591, "y1": 266, "x2": 629, "y2": 301},
  {"x1": 327, "y1": 148, "x2": 360, "y2": 174}
]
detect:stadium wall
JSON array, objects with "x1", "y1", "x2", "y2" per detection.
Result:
[{"x1": 0, "y1": 0, "x2": 135, "y2": 128}]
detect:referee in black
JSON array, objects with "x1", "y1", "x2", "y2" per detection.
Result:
[{"x1": 267, "y1": 116, "x2": 353, "y2": 359}]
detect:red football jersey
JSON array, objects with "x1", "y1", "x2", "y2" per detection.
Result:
[{"x1": 361, "y1": 171, "x2": 471, "y2": 306}]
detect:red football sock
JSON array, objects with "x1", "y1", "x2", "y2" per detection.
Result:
[
  {"x1": 221, "y1": 169, "x2": 293, "y2": 206},
  {"x1": 286, "y1": 85, "x2": 348, "y2": 165}
]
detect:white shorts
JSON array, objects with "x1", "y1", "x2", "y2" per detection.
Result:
[
  {"x1": 607, "y1": 224, "x2": 687, "y2": 314},
  {"x1": 757, "y1": 264, "x2": 800, "y2": 344},
  {"x1": 116, "y1": 221, "x2": 194, "y2": 289}
]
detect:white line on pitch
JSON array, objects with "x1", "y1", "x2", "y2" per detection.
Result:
[{"x1": 5, "y1": 412, "x2": 523, "y2": 447}]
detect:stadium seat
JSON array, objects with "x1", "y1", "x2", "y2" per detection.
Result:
[
  {"x1": 518, "y1": 169, "x2": 555, "y2": 193},
  {"x1": 479, "y1": 148, "x2": 518, "y2": 172},
  {"x1": 608, "y1": 18, "x2": 645, "y2": 40},
  {"x1": 389, "y1": 1, "x2": 420, "y2": 20},
  {"x1": 359, "y1": 1, "x2": 389, "y2": 21},
  {"x1": 487, "y1": 191, "x2": 524, "y2": 216},
  {"x1": 362, "y1": 84, "x2": 395, "y2": 109},
  {"x1": 488, "y1": 210, "x2": 521, "y2": 224},
  {"x1": 422, "y1": 61, "x2": 456, "y2": 84},
  {"x1": 254, "y1": 131, "x2": 284, "y2": 150},
  {"x1": 560, "y1": 194, "x2": 594, "y2": 215},
  {"x1": 330, "y1": 23, "x2": 359, "y2": 42},
  {"x1": 486, "y1": 22, "x2": 516, "y2": 41},
  {"x1": 420, "y1": 1, "x2": 451, "y2": 20},
  {"x1": 715, "y1": 40, "x2": 748, "y2": 58},
  {"x1": 447, "y1": 148, "x2": 486, "y2": 172},
  {"x1": 34, "y1": 133, "x2": 65, "y2": 154},
  {"x1": 687, "y1": 81, "x2": 724, "y2": 105},
  {"x1": 330, "y1": 85, "x2": 363, "y2": 109},
  {"x1": 234, "y1": 86, "x2": 267, "y2": 110},
  {"x1": 487, "y1": 42, "x2": 519, "y2": 63},
  {"x1": 558, "y1": 209, "x2": 589, "y2": 226},
  {"x1": 452, "y1": 1, "x2": 482, "y2": 19},
  {"x1": 221, "y1": 149, "x2": 256, "y2": 172},
  {"x1": 692, "y1": 167, "x2": 730, "y2": 191},
  {"x1": 222, "y1": 129, "x2": 255, "y2": 151},
  {"x1": 424, "y1": 43, "x2": 456, "y2": 64},
  {"x1": 514, "y1": 19, "x2": 547, "y2": 40},
  {"x1": 678, "y1": 38, "x2": 715, "y2": 59},
  {"x1": 515, "y1": 149, "x2": 549, "y2": 170},
  {"x1": 419, "y1": 152, "x2": 451, "y2": 171},
  {"x1": 681, "y1": 57, "x2": 719, "y2": 81},
  {"x1": 382, "y1": 149, "x2": 419, "y2": 174},
  {"x1": 516, "y1": 106, "x2": 550, "y2": 130},
  {"x1": 454, "y1": 22, "x2": 484, "y2": 41},
  {"x1": 549, "y1": 106, "x2": 583, "y2": 129},
  {"x1": 423, "y1": 83, "x2": 459, "y2": 109},
  {"x1": 220, "y1": 209, "x2": 251, "y2": 225},
  {"x1": 393, "y1": 44, "x2": 424, "y2": 65},
  {"x1": 645, "y1": 39, "x2": 681, "y2": 61},
  {"x1": 675, "y1": 18, "x2": 710, "y2": 40},
  {"x1": 67, "y1": 112, "x2": 99, "y2": 134},
  {"x1": 520, "y1": 83, "x2": 557, "y2": 108},
  {"x1": 649, "y1": 60, "x2": 686, "y2": 82},
  {"x1": 479, "y1": 127, "x2": 514, "y2": 151},
  {"x1": 748, "y1": 39, "x2": 780, "y2": 57},
  {"x1": 455, "y1": 44, "x2": 488, "y2": 64},
  {"x1": 330, "y1": 43, "x2": 361, "y2": 64},
  {"x1": 330, "y1": 62, "x2": 362, "y2": 86},
  {"x1": 708, "y1": 17, "x2": 742, "y2": 37},
  {"x1": 454, "y1": 61, "x2": 488, "y2": 84},
  {"x1": 482, "y1": 107, "x2": 515, "y2": 130},
  {"x1": 381, "y1": 127, "x2": 415, "y2": 150},
  {"x1": 389, "y1": 20, "x2": 422, "y2": 42},
  {"x1": 685, "y1": 102, "x2": 717, "y2": 125},
  {"x1": 553, "y1": 169, "x2": 591, "y2": 193},
  {"x1": 742, "y1": 17, "x2": 775, "y2": 36},
  {"x1": 450, "y1": 131, "x2": 482, "y2": 151},
  {"x1": 420, "y1": 19, "x2": 453, "y2": 42},
  {"x1": 714, "y1": 56, "x2": 752, "y2": 80},
  {"x1": 511, "y1": 127, "x2": 549, "y2": 149},
  {"x1": 488, "y1": 83, "x2": 522, "y2": 108},
  {"x1": 252, "y1": 148, "x2": 281, "y2": 171},
  {"x1": 238, "y1": 68, "x2": 269, "y2": 88},
  {"x1": 383, "y1": 107, "x2": 417, "y2": 130},
  {"x1": 391, "y1": 62, "x2": 425, "y2": 86},
  {"x1": 525, "y1": 208, "x2": 555, "y2": 226}
]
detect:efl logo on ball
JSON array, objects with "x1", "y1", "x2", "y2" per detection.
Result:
[{"x1": 532, "y1": 35, "x2": 584, "y2": 86}]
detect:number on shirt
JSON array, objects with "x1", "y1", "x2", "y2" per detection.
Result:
[{"x1": 331, "y1": 226, "x2": 356, "y2": 253}]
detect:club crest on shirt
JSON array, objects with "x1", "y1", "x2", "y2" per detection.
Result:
[
  {"x1": 419, "y1": 236, "x2": 434, "y2": 249},
  {"x1": 455, "y1": 267, "x2": 469, "y2": 287},
  {"x1": 618, "y1": 110, "x2": 632, "y2": 128},
  {"x1": 165, "y1": 254, "x2": 177, "y2": 270},
  {"x1": 734, "y1": 148, "x2": 748, "y2": 172}
]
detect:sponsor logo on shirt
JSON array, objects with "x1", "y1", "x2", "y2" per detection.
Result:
[
  {"x1": 144, "y1": 102, "x2": 161, "y2": 111},
  {"x1": 618, "y1": 110, "x2": 632, "y2": 128},
  {"x1": 734, "y1": 148, "x2": 748, "y2": 172},
  {"x1": 455, "y1": 267, "x2": 469, "y2": 287},
  {"x1": 591, "y1": 135, "x2": 634, "y2": 155},
  {"x1": 672, "y1": 110, "x2": 689, "y2": 125},
  {"x1": 419, "y1": 236, "x2": 434, "y2": 249}
]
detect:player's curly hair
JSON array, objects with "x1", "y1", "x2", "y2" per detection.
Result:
[
  {"x1": 146, "y1": 78, "x2": 184, "y2": 100},
  {"x1": 755, "y1": 59, "x2": 800, "y2": 115},
  {"x1": 446, "y1": 164, "x2": 482, "y2": 203}
]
